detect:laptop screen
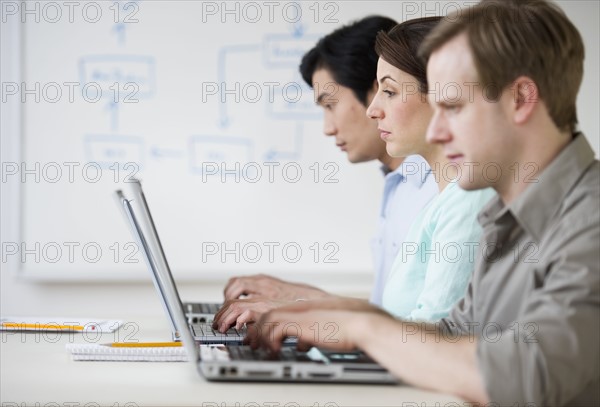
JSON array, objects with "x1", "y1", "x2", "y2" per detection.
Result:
[
  {"x1": 116, "y1": 184, "x2": 188, "y2": 346},
  {"x1": 117, "y1": 188, "x2": 201, "y2": 364}
]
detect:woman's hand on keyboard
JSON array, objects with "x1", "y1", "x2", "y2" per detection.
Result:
[
  {"x1": 223, "y1": 274, "x2": 332, "y2": 301},
  {"x1": 212, "y1": 297, "x2": 293, "y2": 333}
]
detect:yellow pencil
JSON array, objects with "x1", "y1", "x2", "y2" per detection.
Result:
[
  {"x1": 1, "y1": 323, "x2": 85, "y2": 330},
  {"x1": 105, "y1": 342, "x2": 182, "y2": 347}
]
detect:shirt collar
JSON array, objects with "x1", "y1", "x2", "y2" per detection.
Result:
[
  {"x1": 379, "y1": 164, "x2": 394, "y2": 177},
  {"x1": 381, "y1": 155, "x2": 431, "y2": 188},
  {"x1": 478, "y1": 133, "x2": 596, "y2": 242}
]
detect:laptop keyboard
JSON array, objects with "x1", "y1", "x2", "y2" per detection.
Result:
[
  {"x1": 191, "y1": 323, "x2": 244, "y2": 338},
  {"x1": 227, "y1": 346, "x2": 314, "y2": 362},
  {"x1": 186, "y1": 302, "x2": 222, "y2": 314},
  {"x1": 200, "y1": 303, "x2": 221, "y2": 314}
]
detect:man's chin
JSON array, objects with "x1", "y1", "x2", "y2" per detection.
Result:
[{"x1": 346, "y1": 154, "x2": 362, "y2": 164}]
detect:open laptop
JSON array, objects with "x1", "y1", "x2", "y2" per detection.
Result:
[
  {"x1": 167, "y1": 250, "x2": 397, "y2": 384},
  {"x1": 118, "y1": 182, "x2": 397, "y2": 384},
  {"x1": 115, "y1": 182, "x2": 246, "y2": 344}
]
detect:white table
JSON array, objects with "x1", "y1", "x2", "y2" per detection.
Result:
[{"x1": 1, "y1": 317, "x2": 463, "y2": 406}]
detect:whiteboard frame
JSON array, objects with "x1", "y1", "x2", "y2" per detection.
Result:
[{"x1": 1, "y1": 16, "x2": 24, "y2": 280}]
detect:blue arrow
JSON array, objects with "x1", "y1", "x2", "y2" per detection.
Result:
[
  {"x1": 112, "y1": 23, "x2": 126, "y2": 45},
  {"x1": 289, "y1": 2, "x2": 305, "y2": 37},
  {"x1": 150, "y1": 147, "x2": 184, "y2": 159},
  {"x1": 264, "y1": 122, "x2": 303, "y2": 161},
  {"x1": 105, "y1": 100, "x2": 119, "y2": 133},
  {"x1": 217, "y1": 44, "x2": 261, "y2": 128}
]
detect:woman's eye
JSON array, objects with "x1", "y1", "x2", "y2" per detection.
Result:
[
  {"x1": 383, "y1": 90, "x2": 395, "y2": 97},
  {"x1": 440, "y1": 103, "x2": 461, "y2": 114}
]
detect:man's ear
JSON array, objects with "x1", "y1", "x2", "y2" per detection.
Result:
[{"x1": 511, "y1": 76, "x2": 539, "y2": 125}]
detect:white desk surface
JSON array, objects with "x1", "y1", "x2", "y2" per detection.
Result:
[{"x1": 1, "y1": 317, "x2": 463, "y2": 407}]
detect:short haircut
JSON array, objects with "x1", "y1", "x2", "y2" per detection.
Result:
[
  {"x1": 374, "y1": 17, "x2": 443, "y2": 93},
  {"x1": 299, "y1": 15, "x2": 397, "y2": 106},
  {"x1": 419, "y1": 0, "x2": 585, "y2": 133}
]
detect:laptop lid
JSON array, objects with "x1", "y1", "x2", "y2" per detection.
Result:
[
  {"x1": 116, "y1": 189, "x2": 202, "y2": 365},
  {"x1": 126, "y1": 180, "x2": 184, "y2": 314},
  {"x1": 117, "y1": 181, "x2": 219, "y2": 322},
  {"x1": 116, "y1": 190, "x2": 183, "y2": 339},
  {"x1": 117, "y1": 180, "x2": 246, "y2": 343}
]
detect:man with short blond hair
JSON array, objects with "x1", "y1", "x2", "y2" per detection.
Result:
[{"x1": 251, "y1": 1, "x2": 599, "y2": 405}]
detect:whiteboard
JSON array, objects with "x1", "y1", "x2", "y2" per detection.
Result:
[{"x1": 4, "y1": 0, "x2": 599, "y2": 280}]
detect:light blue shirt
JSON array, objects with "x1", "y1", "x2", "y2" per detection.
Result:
[
  {"x1": 382, "y1": 181, "x2": 496, "y2": 321},
  {"x1": 370, "y1": 155, "x2": 438, "y2": 305}
]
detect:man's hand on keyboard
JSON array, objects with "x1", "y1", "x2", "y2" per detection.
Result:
[
  {"x1": 271, "y1": 297, "x2": 389, "y2": 315},
  {"x1": 244, "y1": 308, "x2": 374, "y2": 354}
]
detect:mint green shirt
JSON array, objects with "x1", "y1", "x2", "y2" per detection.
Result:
[{"x1": 382, "y1": 181, "x2": 496, "y2": 321}]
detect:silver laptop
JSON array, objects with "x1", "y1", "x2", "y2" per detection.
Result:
[
  {"x1": 168, "y1": 261, "x2": 397, "y2": 383},
  {"x1": 117, "y1": 182, "x2": 396, "y2": 383},
  {"x1": 113, "y1": 185, "x2": 218, "y2": 324},
  {"x1": 115, "y1": 182, "x2": 246, "y2": 344}
]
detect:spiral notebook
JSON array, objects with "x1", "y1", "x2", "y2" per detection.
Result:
[{"x1": 66, "y1": 343, "x2": 188, "y2": 362}]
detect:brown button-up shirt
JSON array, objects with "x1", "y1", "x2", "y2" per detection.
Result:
[{"x1": 441, "y1": 134, "x2": 599, "y2": 406}]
